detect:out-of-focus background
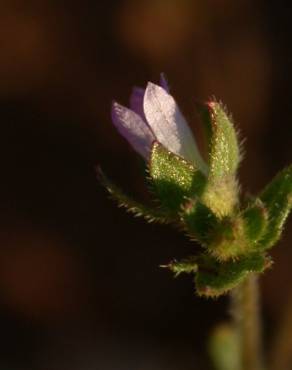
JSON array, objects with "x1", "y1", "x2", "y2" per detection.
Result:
[{"x1": 0, "y1": 1, "x2": 291, "y2": 369}]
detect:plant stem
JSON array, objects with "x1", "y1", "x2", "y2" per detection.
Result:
[{"x1": 230, "y1": 274, "x2": 265, "y2": 370}]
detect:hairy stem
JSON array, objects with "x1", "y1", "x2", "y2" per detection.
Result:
[{"x1": 231, "y1": 274, "x2": 264, "y2": 370}]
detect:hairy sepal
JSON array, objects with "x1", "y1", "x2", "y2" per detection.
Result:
[
  {"x1": 149, "y1": 142, "x2": 206, "y2": 214},
  {"x1": 199, "y1": 101, "x2": 241, "y2": 217}
]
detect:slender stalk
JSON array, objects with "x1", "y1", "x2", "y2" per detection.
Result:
[{"x1": 230, "y1": 274, "x2": 265, "y2": 370}]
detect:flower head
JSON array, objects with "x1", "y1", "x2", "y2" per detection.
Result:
[
  {"x1": 100, "y1": 75, "x2": 292, "y2": 298},
  {"x1": 111, "y1": 74, "x2": 207, "y2": 174}
]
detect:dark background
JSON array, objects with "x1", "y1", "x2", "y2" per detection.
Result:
[{"x1": 0, "y1": 1, "x2": 291, "y2": 369}]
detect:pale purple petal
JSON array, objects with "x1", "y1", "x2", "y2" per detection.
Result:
[
  {"x1": 112, "y1": 101, "x2": 155, "y2": 159},
  {"x1": 129, "y1": 74, "x2": 169, "y2": 118},
  {"x1": 143, "y1": 82, "x2": 207, "y2": 173},
  {"x1": 129, "y1": 87, "x2": 146, "y2": 120},
  {"x1": 159, "y1": 73, "x2": 169, "y2": 92}
]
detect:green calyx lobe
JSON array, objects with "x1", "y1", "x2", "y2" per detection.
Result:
[
  {"x1": 149, "y1": 142, "x2": 206, "y2": 214},
  {"x1": 206, "y1": 101, "x2": 241, "y2": 178},
  {"x1": 200, "y1": 101, "x2": 241, "y2": 217}
]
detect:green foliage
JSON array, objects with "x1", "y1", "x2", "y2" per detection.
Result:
[{"x1": 149, "y1": 142, "x2": 206, "y2": 213}]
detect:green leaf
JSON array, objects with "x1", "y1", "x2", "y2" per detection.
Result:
[
  {"x1": 195, "y1": 253, "x2": 270, "y2": 298},
  {"x1": 199, "y1": 101, "x2": 241, "y2": 217},
  {"x1": 149, "y1": 142, "x2": 206, "y2": 213},
  {"x1": 209, "y1": 324, "x2": 240, "y2": 370},
  {"x1": 97, "y1": 167, "x2": 172, "y2": 223},
  {"x1": 259, "y1": 164, "x2": 292, "y2": 250},
  {"x1": 182, "y1": 199, "x2": 219, "y2": 245}
]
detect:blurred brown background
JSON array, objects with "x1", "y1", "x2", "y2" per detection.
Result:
[{"x1": 0, "y1": 0, "x2": 291, "y2": 369}]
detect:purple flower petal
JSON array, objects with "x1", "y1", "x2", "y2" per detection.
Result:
[
  {"x1": 129, "y1": 87, "x2": 146, "y2": 120},
  {"x1": 129, "y1": 74, "x2": 168, "y2": 119},
  {"x1": 143, "y1": 82, "x2": 207, "y2": 172},
  {"x1": 111, "y1": 101, "x2": 155, "y2": 160}
]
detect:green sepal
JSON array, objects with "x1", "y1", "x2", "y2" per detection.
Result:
[
  {"x1": 259, "y1": 164, "x2": 292, "y2": 250},
  {"x1": 97, "y1": 168, "x2": 172, "y2": 224},
  {"x1": 205, "y1": 100, "x2": 241, "y2": 179},
  {"x1": 199, "y1": 101, "x2": 241, "y2": 217},
  {"x1": 182, "y1": 199, "x2": 219, "y2": 245},
  {"x1": 242, "y1": 199, "x2": 269, "y2": 245},
  {"x1": 208, "y1": 324, "x2": 240, "y2": 370},
  {"x1": 195, "y1": 253, "x2": 270, "y2": 298},
  {"x1": 149, "y1": 142, "x2": 206, "y2": 213}
]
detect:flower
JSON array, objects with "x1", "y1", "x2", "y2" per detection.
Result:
[
  {"x1": 111, "y1": 74, "x2": 207, "y2": 174},
  {"x1": 102, "y1": 75, "x2": 292, "y2": 298}
]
